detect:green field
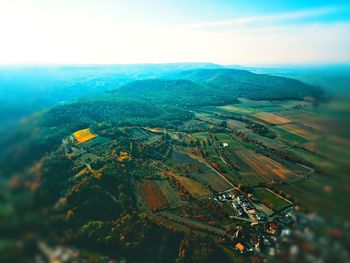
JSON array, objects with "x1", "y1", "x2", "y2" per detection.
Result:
[
  {"x1": 253, "y1": 187, "x2": 291, "y2": 211},
  {"x1": 270, "y1": 125, "x2": 309, "y2": 145}
]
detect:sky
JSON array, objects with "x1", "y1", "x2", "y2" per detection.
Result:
[{"x1": 0, "y1": 0, "x2": 350, "y2": 65}]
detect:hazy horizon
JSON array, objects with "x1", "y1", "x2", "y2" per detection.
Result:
[{"x1": 1, "y1": 0, "x2": 350, "y2": 65}]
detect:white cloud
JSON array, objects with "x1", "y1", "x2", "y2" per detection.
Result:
[{"x1": 186, "y1": 7, "x2": 341, "y2": 31}]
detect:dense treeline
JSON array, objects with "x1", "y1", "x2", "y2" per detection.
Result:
[
  {"x1": 114, "y1": 79, "x2": 238, "y2": 107},
  {"x1": 173, "y1": 68, "x2": 324, "y2": 101}
]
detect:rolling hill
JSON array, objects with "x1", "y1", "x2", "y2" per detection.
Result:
[{"x1": 170, "y1": 68, "x2": 324, "y2": 101}]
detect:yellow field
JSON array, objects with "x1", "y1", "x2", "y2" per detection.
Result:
[
  {"x1": 252, "y1": 112, "x2": 291, "y2": 125},
  {"x1": 73, "y1": 128, "x2": 96, "y2": 144}
]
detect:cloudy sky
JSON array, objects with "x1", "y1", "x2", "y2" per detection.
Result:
[{"x1": 0, "y1": 0, "x2": 349, "y2": 65}]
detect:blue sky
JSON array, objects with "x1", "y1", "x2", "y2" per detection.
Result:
[{"x1": 0, "y1": 0, "x2": 349, "y2": 65}]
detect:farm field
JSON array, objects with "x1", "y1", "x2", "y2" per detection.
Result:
[
  {"x1": 217, "y1": 105, "x2": 255, "y2": 115},
  {"x1": 237, "y1": 128, "x2": 286, "y2": 149},
  {"x1": 235, "y1": 149, "x2": 298, "y2": 182},
  {"x1": 157, "y1": 180, "x2": 182, "y2": 206},
  {"x1": 251, "y1": 111, "x2": 291, "y2": 125},
  {"x1": 270, "y1": 125, "x2": 309, "y2": 145},
  {"x1": 226, "y1": 119, "x2": 247, "y2": 130},
  {"x1": 286, "y1": 147, "x2": 338, "y2": 171},
  {"x1": 191, "y1": 132, "x2": 209, "y2": 141},
  {"x1": 239, "y1": 171, "x2": 266, "y2": 186},
  {"x1": 278, "y1": 100, "x2": 313, "y2": 109},
  {"x1": 278, "y1": 178, "x2": 350, "y2": 220},
  {"x1": 191, "y1": 170, "x2": 232, "y2": 192},
  {"x1": 73, "y1": 128, "x2": 96, "y2": 143},
  {"x1": 253, "y1": 187, "x2": 291, "y2": 211},
  {"x1": 237, "y1": 98, "x2": 281, "y2": 109},
  {"x1": 303, "y1": 138, "x2": 350, "y2": 166},
  {"x1": 194, "y1": 112, "x2": 225, "y2": 125},
  {"x1": 137, "y1": 180, "x2": 169, "y2": 210},
  {"x1": 275, "y1": 111, "x2": 328, "y2": 132},
  {"x1": 278, "y1": 123, "x2": 321, "y2": 140},
  {"x1": 174, "y1": 175, "x2": 212, "y2": 198}
]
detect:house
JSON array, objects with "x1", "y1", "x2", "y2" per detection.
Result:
[
  {"x1": 267, "y1": 222, "x2": 279, "y2": 235},
  {"x1": 235, "y1": 243, "x2": 245, "y2": 253},
  {"x1": 222, "y1": 142, "x2": 229, "y2": 147},
  {"x1": 118, "y1": 151, "x2": 132, "y2": 162}
]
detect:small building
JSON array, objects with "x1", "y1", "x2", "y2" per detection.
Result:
[
  {"x1": 118, "y1": 151, "x2": 132, "y2": 162},
  {"x1": 222, "y1": 142, "x2": 229, "y2": 147},
  {"x1": 235, "y1": 242, "x2": 245, "y2": 253}
]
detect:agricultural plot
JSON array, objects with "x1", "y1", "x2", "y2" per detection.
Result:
[
  {"x1": 251, "y1": 112, "x2": 291, "y2": 125},
  {"x1": 286, "y1": 147, "x2": 337, "y2": 171},
  {"x1": 124, "y1": 127, "x2": 161, "y2": 143},
  {"x1": 137, "y1": 180, "x2": 169, "y2": 210},
  {"x1": 170, "y1": 150, "x2": 232, "y2": 193},
  {"x1": 217, "y1": 105, "x2": 255, "y2": 115},
  {"x1": 253, "y1": 187, "x2": 291, "y2": 211},
  {"x1": 194, "y1": 112, "x2": 225, "y2": 125},
  {"x1": 239, "y1": 171, "x2": 266, "y2": 186},
  {"x1": 157, "y1": 180, "x2": 182, "y2": 206},
  {"x1": 278, "y1": 178, "x2": 350, "y2": 219},
  {"x1": 278, "y1": 123, "x2": 321, "y2": 140},
  {"x1": 237, "y1": 98, "x2": 285, "y2": 112},
  {"x1": 73, "y1": 128, "x2": 96, "y2": 144},
  {"x1": 125, "y1": 127, "x2": 148, "y2": 138},
  {"x1": 191, "y1": 170, "x2": 232, "y2": 193},
  {"x1": 277, "y1": 100, "x2": 313, "y2": 109},
  {"x1": 192, "y1": 132, "x2": 209, "y2": 141},
  {"x1": 199, "y1": 146, "x2": 235, "y2": 177},
  {"x1": 270, "y1": 126, "x2": 308, "y2": 145},
  {"x1": 169, "y1": 150, "x2": 208, "y2": 170},
  {"x1": 79, "y1": 136, "x2": 110, "y2": 149},
  {"x1": 174, "y1": 175, "x2": 212, "y2": 198},
  {"x1": 237, "y1": 128, "x2": 286, "y2": 149},
  {"x1": 235, "y1": 149, "x2": 298, "y2": 182},
  {"x1": 275, "y1": 111, "x2": 327, "y2": 132},
  {"x1": 227, "y1": 119, "x2": 246, "y2": 130},
  {"x1": 172, "y1": 151, "x2": 230, "y2": 192},
  {"x1": 222, "y1": 150, "x2": 251, "y2": 170},
  {"x1": 303, "y1": 137, "x2": 350, "y2": 166}
]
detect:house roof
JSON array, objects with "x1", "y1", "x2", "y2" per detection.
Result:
[{"x1": 235, "y1": 242, "x2": 244, "y2": 252}]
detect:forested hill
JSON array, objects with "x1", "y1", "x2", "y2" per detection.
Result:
[
  {"x1": 42, "y1": 70, "x2": 324, "y2": 131},
  {"x1": 109, "y1": 79, "x2": 237, "y2": 107},
  {"x1": 170, "y1": 68, "x2": 324, "y2": 101}
]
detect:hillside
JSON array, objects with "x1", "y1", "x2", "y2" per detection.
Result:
[
  {"x1": 110, "y1": 79, "x2": 238, "y2": 107},
  {"x1": 0, "y1": 73, "x2": 324, "y2": 176},
  {"x1": 171, "y1": 68, "x2": 324, "y2": 101},
  {"x1": 0, "y1": 63, "x2": 221, "y2": 129}
]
